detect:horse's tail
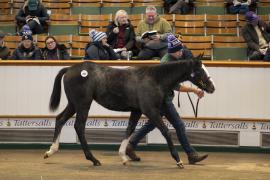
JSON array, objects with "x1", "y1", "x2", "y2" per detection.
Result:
[{"x1": 49, "y1": 67, "x2": 68, "y2": 111}]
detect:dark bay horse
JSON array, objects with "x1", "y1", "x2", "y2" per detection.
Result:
[{"x1": 44, "y1": 58, "x2": 215, "y2": 168}]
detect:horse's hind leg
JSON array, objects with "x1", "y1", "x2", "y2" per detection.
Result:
[
  {"x1": 44, "y1": 104, "x2": 75, "y2": 159},
  {"x1": 74, "y1": 107, "x2": 101, "y2": 166},
  {"x1": 147, "y1": 111, "x2": 183, "y2": 168},
  {"x1": 119, "y1": 111, "x2": 141, "y2": 164}
]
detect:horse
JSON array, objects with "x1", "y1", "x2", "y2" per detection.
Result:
[{"x1": 44, "y1": 57, "x2": 215, "y2": 168}]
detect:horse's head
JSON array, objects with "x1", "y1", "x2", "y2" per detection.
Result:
[{"x1": 188, "y1": 57, "x2": 215, "y2": 94}]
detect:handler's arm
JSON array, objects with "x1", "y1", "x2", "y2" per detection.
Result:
[{"x1": 177, "y1": 85, "x2": 204, "y2": 99}]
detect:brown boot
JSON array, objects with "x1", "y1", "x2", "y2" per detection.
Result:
[
  {"x1": 126, "y1": 143, "x2": 141, "y2": 161},
  {"x1": 188, "y1": 152, "x2": 208, "y2": 164}
]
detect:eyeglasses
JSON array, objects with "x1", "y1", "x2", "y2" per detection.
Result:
[{"x1": 46, "y1": 41, "x2": 55, "y2": 45}]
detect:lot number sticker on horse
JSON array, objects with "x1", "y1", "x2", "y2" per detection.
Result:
[{"x1": 81, "y1": 70, "x2": 88, "y2": 77}]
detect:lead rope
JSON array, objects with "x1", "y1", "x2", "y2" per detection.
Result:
[{"x1": 177, "y1": 92, "x2": 200, "y2": 118}]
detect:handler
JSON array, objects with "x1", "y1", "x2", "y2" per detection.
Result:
[{"x1": 126, "y1": 34, "x2": 208, "y2": 164}]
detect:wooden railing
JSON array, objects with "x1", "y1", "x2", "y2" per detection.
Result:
[{"x1": 1, "y1": 60, "x2": 270, "y2": 68}]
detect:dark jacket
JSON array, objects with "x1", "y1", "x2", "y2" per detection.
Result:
[
  {"x1": 106, "y1": 20, "x2": 136, "y2": 51},
  {"x1": 42, "y1": 44, "x2": 70, "y2": 60},
  {"x1": 16, "y1": 2, "x2": 49, "y2": 25},
  {"x1": 84, "y1": 41, "x2": 118, "y2": 60},
  {"x1": 10, "y1": 43, "x2": 43, "y2": 60},
  {"x1": 241, "y1": 20, "x2": 270, "y2": 54},
  {"x1": 0, "y1": 45, "x2": 10, "y2": 60}
]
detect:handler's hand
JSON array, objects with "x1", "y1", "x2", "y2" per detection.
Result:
[{"x1": 193, "y1": 89, "x2": 204, "y2": 99}]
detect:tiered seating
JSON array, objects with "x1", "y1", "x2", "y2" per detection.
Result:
[
  {"x1": 132, "y1": 0, "x2": 164, "y2": 14},
  {"x1": 257, "y1": 0, "x2": 270, "y2": 15},
  {"x1": 48, "y1": 14, "x2": 79, "y2": 35},
  {"x1": 12, "y1": 0, "x2": 25, "y2": 15},
  {"x1": 78, "y1": 14, "x2": 111, "y2": 35},
  {"x1": 174, "y1": 15, "x2": 206, "y2": 36},
  {"x1": 71, "y1": 0, "x2": 102, "y2": 15},
  {"x1": 2, "y1": 0, "x2": 270, "y2": 61},
  {"x1": 181, "y1": 35, "x2": 212, "y2": 60},
  {"x1": 127, "y1": 14, "x2": 143, "y2": 28},
  {"x1": 4, "y1": 35, "x2": 21, "y2": 53},
  {"x1": 42, "y1": 0, "x2": 72, "y2": 15},
  {"x1": 70, "y1": 35, "x2": 90, "y2": 59},
  {"x1": 101, "y1": 0, "x2": 132, "y2": 14},
  {"x1": 0, "y1": 0, "x2": 12, "y2": 15},
  {"x1": 195, "y1": 0, "x2": 225, "y2": 15},
  {"x1": 213, "y1": 35, "x2": 247, "y2": 60},
  {"x1": 206, "y1": 14, "x2": 238, "y2": 36},
  {"x1": 0, "y1": 15, "x2": 16, "y2": 35}
]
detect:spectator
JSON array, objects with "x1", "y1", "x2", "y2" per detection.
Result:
[
  {"x1": 165, "y1": 0, "x2": 194, "y2": 14},
  {"x1": 9, "y1": 34, "x2": 43, "y2": 60},
  {"x1": 226, "y1": 0, "x2": 256, "y2": 14},
  {"x1": 42, "y1": 36, "x2": 70, "y2": 60},
  {"x1": 16, "y1": 0, "x2": 49, "y2": 35},
  {"x1": 84, "y1": 29, "x2": 119, "y2": 60},
  {"x1": 0, "y1": 31, "x2": 10, "y2": 60},
  {"x1": 241, "y1": 11, "x2": 270, "y2": 60},
  {"x1": 126, "y1": 34, "x2": 208, "y2": 164},
  {"x1": 106, "y1": 10, "x2": 137, "y2": 60},
  {"x1": 135, "y1": 6, "x2": 172, "y2": 60}
]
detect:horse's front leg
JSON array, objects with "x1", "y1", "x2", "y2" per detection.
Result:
[
  {"x1": 119, "y1": 111, "x2": 141, "y2": 165},
  {"x1": 75, "y1": 107, "x2": 101, "y2": 166},
  {"x1": 147, "y1": 110, "x2": 184, "y2": 169}
]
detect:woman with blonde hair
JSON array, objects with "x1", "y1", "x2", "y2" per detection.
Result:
[{"x1": 106, "y1": 10, "x2": 136, "y2": 60}]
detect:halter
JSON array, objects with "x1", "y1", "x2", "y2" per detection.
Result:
[{"x1": 177, "y1": 64, "x2": 212, "y2": 118}]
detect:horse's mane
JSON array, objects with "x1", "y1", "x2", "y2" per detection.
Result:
[{"x1": 134, "y1": 60, "x2": 193, "y2": 81}]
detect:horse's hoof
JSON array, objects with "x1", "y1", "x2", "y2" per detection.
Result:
[
  {"x1": 93, "y1": 160, "x2": 102, "y2": 166},
  {"x1": 44, "y1": 152, "x2": 49, "y2": 159},
  {"x1": 122, "y1": 159, "x2": 129, "y2": 166},
  {"x1": 177, "y1": 161, "x2": 184, "y2": 169}
]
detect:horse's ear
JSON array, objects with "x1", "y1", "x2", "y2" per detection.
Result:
[{"x1": 195, "y1": 53, "x2": 204, "y2": 60}]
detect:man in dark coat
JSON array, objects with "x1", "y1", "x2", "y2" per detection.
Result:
[
  {"x1": 241, "y1": 11, "x2": 270, "y2": 60},
  {"x1": 16, "y1": 0, "x2": 49, "y2": 35}
]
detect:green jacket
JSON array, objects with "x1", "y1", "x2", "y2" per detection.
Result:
[{"x1": 136, "y1": 16, "x2": 172, "y2": 41}]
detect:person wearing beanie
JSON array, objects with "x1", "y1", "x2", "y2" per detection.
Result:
[
  {"x1": 241, "y1": 11, "x2": 270, "y2": 60},
  {"x1": 9, "y1": 34, "x2": 43, "y2": 60},
  {"x1": 0, "y1": 31, "x2": 10, "y2": 60},
  {"x1": 84, "y1": 29, "x2": 119, "y2": 60},
  {"x1": 42, "y1": 36, "x2": 70, "y2": 60},
  {"x1": 126, "y1": 34, "x2": 208, "y2": 165},
  {"x1": 16, "y1": 0, "x2": 49, "y2": 35}
]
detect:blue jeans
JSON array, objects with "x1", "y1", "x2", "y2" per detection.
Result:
[{"x1": 129, "y1": 100, "x2": 195, "y2": 154}]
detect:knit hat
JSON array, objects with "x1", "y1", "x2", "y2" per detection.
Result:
[
  {"x1": 22, "y1": 34, "x2": 33, "y2": 41},
  {"x1": 28, "y1": 0, "x2": 38, "y2": 11},
  {"x1": 21, "y1": 24, "x2": 32, "y2": 35},
  {"x1": 89, "y1": 29, "x2": 107, "y2": 42},
  {"x1": 245, "y1": 11, "x2": 259, "y2": 24},
  {"x1": 167, "y1": 34, "x2": 183, "y2": 53}
]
